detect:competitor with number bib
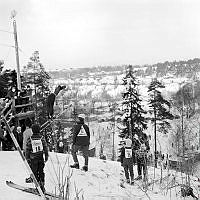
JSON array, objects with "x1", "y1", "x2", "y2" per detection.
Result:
[
  {"x1": 70, "y1": 114, "x2": 90, "y2": 172},
  {"x1": 25, "y1": 124, "x2": 49, "y2": 192},
  {"x1": 120, "y1": 137, "x2": 134, "y2": 185}
]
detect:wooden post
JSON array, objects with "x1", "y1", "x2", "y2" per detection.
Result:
[
  {"x1": 2, "y1": 117, "x2": 46, "y2": 200},
  {"x1": 11, "y1": 11, "x2": 21, "y2": 91}
]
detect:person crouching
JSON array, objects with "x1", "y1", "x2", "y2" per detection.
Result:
[
  {"x1": 120, "y1": 138, "x2": 134, "y2": 185},
  {"x1": 25, "y1": 124, "x2": 49, "y2": 192}
]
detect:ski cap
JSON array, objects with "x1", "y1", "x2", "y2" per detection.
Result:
[
  {"x1": 125, "y1": 138, "x2": 132, "y2": 147},
  {"x1": 78, "y1": 114, "x2": 86, "y2": 120}
]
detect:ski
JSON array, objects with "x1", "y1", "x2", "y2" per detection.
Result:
[
  {"x1": 6, "y1": 181, "x2": 59, "y2": 199},
  {"x1": 41, "y1": 106, "x2": 71, "y2": 131},
  {"x1": 2, "y1": 117, "x2": 46, "y2": 200}
]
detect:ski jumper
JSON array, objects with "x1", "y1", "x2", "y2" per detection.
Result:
[{"x1": 46, "y1": 85, "x2": 66, "y2": 119}]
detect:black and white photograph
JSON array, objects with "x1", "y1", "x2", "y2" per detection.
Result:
[{"x1": 0, "y1": 0, "x2": 200, "y2": 199}]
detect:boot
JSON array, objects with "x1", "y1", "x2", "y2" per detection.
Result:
[
  {"x1": 82, "y1": 165, "x2": 88, "y2": 172},
  {"x1": 25, "y1": 177, "x2": 33, "y2": 183},
  {"x1": 70, "y1": 163, "x2": 79, "y2": 169}
]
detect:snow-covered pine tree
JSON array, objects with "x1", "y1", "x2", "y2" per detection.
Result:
[
  {"x1": 118, "y1": 65, "x2": 147, "y2": 156},
  {"x1": 148, "y1": 78, "x2": 174, "y2": 167}
]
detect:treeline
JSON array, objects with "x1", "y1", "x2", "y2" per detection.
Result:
[{"x1": 49, "y1": 58, "x2": 200, "y2": 80}]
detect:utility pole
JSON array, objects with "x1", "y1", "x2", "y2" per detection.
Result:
[
  {"x1": 112, "y1": 102, "x2": 116, "y2": 161},
  {"x1": 11, "y1": 10, "x2": 21, "y2": 91},
  {"x1": 153, "y1": 88, "x2": 157, "y2": 168},
  {"x1": 154, "y1": 107, "x2": 157, "y2": 168}
]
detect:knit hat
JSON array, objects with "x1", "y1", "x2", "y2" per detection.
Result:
[
  {"x1": 32, "y1": 124, "x2": 40, "y2": 134},
  {"x1": 78, "y1": 114, "x2": 85, "y2": 120},
  {"x1": 125, "y1": 138, "x2": 132, "y2": 147}
]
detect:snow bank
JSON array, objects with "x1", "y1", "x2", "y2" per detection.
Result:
[{"x1": 1, "y1": 151, "x2": 199, "y2": 200}]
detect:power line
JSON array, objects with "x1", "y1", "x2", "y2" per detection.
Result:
[
  {"x1": 3, "y1": 47, "x2": 12, "y2": 63},
  {"x1": 0, "y1": 43, "x2": 14, "y2": 48},
  {"x1": 0, "y1": 29, "x2": 13, "y2": 34}
]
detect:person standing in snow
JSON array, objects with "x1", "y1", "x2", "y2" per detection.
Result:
[
  {"x1": 23, "y1": 118, "x2": 33, "y2": 153},
  {"x1": 25, "y1": 124, "x2": 49, "y2": 192},
  {"x1": 120, "y1": 137, "x2": 134, "y2": 184},
  {"x1": 134, "y1": 133, "x2": 150, "y2": 181},
  {"x1": 23, "y1": 118, "x2": 33, "y2": 183},
  {"x1": 70, "y1": 114, "x2": 90, "y2": 172},
  {"x1": 46, "y1": 85, "x2": 66, "y2": 119}
]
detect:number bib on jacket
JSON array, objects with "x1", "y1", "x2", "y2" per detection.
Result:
[
  {"x1": 125, "y1": 149, "x2": 132, "y2": 158},
  {"x1": 31, "y1": 139, "x2": 43, "y2": 153},
  {"x1": 77, "y1": 126, "x2": 87, "y2": 137}
]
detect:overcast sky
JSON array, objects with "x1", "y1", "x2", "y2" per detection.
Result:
[{"x1": 0, "y1": 0, "x2": 200, "y2": 71}]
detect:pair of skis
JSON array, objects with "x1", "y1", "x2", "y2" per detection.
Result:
[
  {"x1": 2, "y1": 116, "x2": 46, "y2": 199},
  {"x1": 6, "y1": 181, "x2": 59, "y2": 199},
  {"x1": 3, "y1": 106, "x2": 71, "y2": 199},
  {"x1": 41, "y1": 105, "x2": 71, "y2": 132}
]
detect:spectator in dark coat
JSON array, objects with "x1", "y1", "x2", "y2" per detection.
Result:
[{"x1": 70, "y1": 114, "x2": 90, "y2": 171}]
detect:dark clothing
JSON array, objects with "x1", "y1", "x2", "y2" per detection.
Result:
[
  {"x1": 0, "y1": 129, "x2": 7, "y2": 143},
  {"x1": 25, "y1": 133, "x2": 48, "y2": 184},
  {"x1": 26, "y1": 134, "x2": 48, "y2": 161},
  {"x1": 72, "y1": 123, "x2": 90, "y2": 146},
  {"x1": 71, "y1": 121, "x2": 90, "y2": 166},
  {"x1": 2, "y1": 131, "x2": 14, "y2": 151},
  {"x1": 46, "y1": 85, "x2": 66, "y2": 119},
  {"x1": 120, "y1": 147, "x2": 134, "y2": 180},
  {"x1": 120, "y1": 146, "x2": 134, "y2": 162},
  {"x1": 137, "y1": 157, "x2": 147, "y2": 177},
  {"x1": 46, "y1": 93, "x2": 56, "y2": 119},
  {"x1": 134, "y1": 138, "x2": 150, "y2": 178},
  {"x1": 123, "y1": 157, "x2": 134, "y2": 180},
  {"x1": 30, "y1": 157, "x2": 45, "y2": 182},
  {"x1": 72, "y1": 144, "x2": 89, "y2": 165}
]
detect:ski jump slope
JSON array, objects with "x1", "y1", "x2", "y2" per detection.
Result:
[{"x1": 0, "y1": 151, "x2": 198, "y2": 200}]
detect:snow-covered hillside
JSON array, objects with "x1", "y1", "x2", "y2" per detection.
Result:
[
  {"x1": 1, "y1": 151, "x2": 200, "y2": 200},
  {"x1": 52, "y1": 73, "x2": 199, "y2": 163}
]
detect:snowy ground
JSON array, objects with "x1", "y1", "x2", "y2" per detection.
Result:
[{"x1": 0, "y1": 151, "x2": 199, "y2": 200}]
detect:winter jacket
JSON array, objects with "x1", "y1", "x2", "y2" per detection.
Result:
[
  {"x1": 23, "y1": 128, "x2": 33, "y2": 152},
  {"x1": 25, "y1": 133, "x2": 48, "y2": 162},
  {"x1": 120, "y1": 146, "x2": 134, "y2": 165},
  {"x1": 72, "y1": 122, "x2": 90, "y2": 146}
]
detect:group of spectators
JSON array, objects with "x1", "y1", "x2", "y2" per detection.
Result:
[{"x1": 120, "y1": 133, "x2": 150, "y2": 185}]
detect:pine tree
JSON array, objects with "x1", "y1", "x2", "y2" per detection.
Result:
[
  {"x1": 119, "y1": 65, "x2": 147, "y2": 148},
  {"x1": 0, "y1": 68, "x2": 18, "y2": 98},
  {"x1": 22, "y1": 51, "x2": 51, "y2": 123},
  {"x1": 148, "y1": 78, "x2": 174, "y2": 167}
]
